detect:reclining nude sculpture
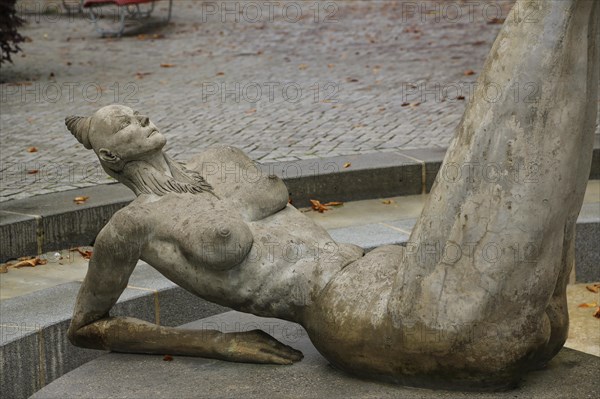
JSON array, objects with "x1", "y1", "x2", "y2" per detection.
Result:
[{"x1": 66, "y1": 0, "x2": 598, "y2": 391}]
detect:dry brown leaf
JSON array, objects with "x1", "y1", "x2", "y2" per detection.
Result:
[
  {"x1": 27, "y1": 146, "x2": 37, "y2": 153},
  {"x1": 11, "y1": 257, "x2": 48, "y2": 269},
  {"x1": 464, "y1": 69, "x2": 476, "y2": 76},
  {"x1": 160, "y1": 63, "x2": 176, "y2": 68},
  {"x1": 135, "y1": 72, "x2": 152, "y2": 79},
  {"x1": 327, "y1": 64, "x2": 335, "y2": 69},
  {"x1": 298, "y1": 64, "x2": 308, "y2": 70},
  {"x1": 245, "y1": 108, "x2": 256, "y2": 115},
  {"x1": 343, "y1": 162, "x2": 351, "y2": 168},
  {"x1": 324, "y1": 201, "x2": 343, "y2": 207},
  {"x1": 593, "y1": 307, "x2": 600, "y2": 319},
  {"x1": 70, "y1": 247, "x2": 93, "y2": 260},
  {"x1": 163, "y1": 354, "x2": 174, "y2": 361},
  {"x1": 74, "y1": 196, "x2": 89, "y2": 205},
  {"x1": 457, "y1": 95, "x2": 466, "y2": 100},
  {"x1": 216, "y1": 71, "x2": 225, "y2": 76},
  {"x1": 401, "y1": 102, "x2": 410, "y2": 107},
  {"x1": 411, "y1": 102, "x2": 421, "y2": 107},
  {"x1": 310, "y1": 199, "x2": 329, "y2": 213},
  {"x1": 487, "y1": 18, "x2": 506, "y2": 25},
  {"x1": 585, "y1": 284, "x2": 600, "y2": 293},
  {"x1": 382, "y1": 200, "x2": 394, "y2": 205},
  {"x1": 577, "y1": 302, "x2": 598, "y2": 308},
  {"x1": 27, "y1": 169, "x2": 39, "y2": 175}
]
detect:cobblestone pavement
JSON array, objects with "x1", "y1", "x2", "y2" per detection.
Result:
[{"x1": 2, "y1": 0, "x2": 587, "y2": 201}]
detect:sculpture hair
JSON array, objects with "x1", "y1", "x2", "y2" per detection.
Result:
[{"x1": 65, "y1": 116, "x2": 93, "y2": 149}]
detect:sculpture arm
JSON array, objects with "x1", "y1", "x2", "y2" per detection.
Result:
[{"x1": 67, "y1": 214, "x2": 302, "y2": 364}]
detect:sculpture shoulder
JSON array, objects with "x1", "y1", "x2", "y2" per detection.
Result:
[{"x1": 97, "y1": 201, "x2": 151, "y2": 246}]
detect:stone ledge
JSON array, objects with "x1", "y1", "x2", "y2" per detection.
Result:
[
  {"x1": 2, "y1": 145, "x2": 599, "y2": 262},
  {"x1": 32, "y1": 311, "x2": 600, "y2": 399}
]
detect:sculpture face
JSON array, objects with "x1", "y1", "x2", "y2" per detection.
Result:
[{"x1": 89, "y1": 105, "x2": 166, "y2": 162}]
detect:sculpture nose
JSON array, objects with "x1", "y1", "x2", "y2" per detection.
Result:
[{"x1": 138, "y1": 115, "x2": 149, "y2": 127}]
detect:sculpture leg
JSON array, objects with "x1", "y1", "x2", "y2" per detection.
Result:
[{"x1": 388, "y1": 0, "x2": 599, "y2": 368}]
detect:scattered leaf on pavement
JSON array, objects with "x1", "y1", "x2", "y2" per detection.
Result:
[
  {"x1": 163, "y1": 355, "x2": 174, "y2": 361},
  {"x1": 343, "y1": 162, "x2": 351, "y2": 168},
  {"x1": 457, "y1": 95, "x2": 466, "y2": 100},
  {"x1": 594, "y1": 307, "x2": 600, "y2": 319},
  {"x1": 0, "y1": 257, "x2": 48, "y2": 273},
  {"x1": 216, "y1": 71, "x2": 225, "y2": 76},
  {"x1": 298, "y1": 64, "x2": 308, "y2": 70},
  {"x1": 160, "y1": 63, "x2": 176, "y2": 68},
  {"x1": 27, "y1": 147, "x2": 37, "y2": 153},
  {"x1": 487, "y1": 18, "x2": 506, "y2": 25},
  {"x1": 310, "y1": 200, "x2": 343, "y2": 213},
  {"x1": 382, "y1": 200, "x2": 394, "y2": 205},
  {"x1": 245, "y1": 108, "x2": 256, "y2": 115},
  {"x1": 577, "y1": 302, "x2": 598, "y2": 308},
  {"x1": 74, "y1": 196, "x2": 89, "y2": 204},
  {"x1": 70, "y1": 247, "x2": 93, "y2": 260},
  {"x1": 585, "y1": 284, "x2": 600, "y2": 293},
  {"x1": 27, "y1": 169, "x2": 39, "y2": 174},
  {"x1": 464, "y1": 69, "x2": 476, "y2": 76},
  {"x1": 401, "y1": 102, "x2": 410, "y2": 107}
]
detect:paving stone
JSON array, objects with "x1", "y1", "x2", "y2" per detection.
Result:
[{"x1": 0, "y1": 0, "x2": 526, "y2": 201}]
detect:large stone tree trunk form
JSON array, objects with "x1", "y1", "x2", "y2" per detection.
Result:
[{"x1": 390, "y1": 0, "x2": 598, "y2": 365}]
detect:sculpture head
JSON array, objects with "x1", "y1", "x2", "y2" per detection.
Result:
[
  {"x1": 66, "y1": 105, "x2": 214, "y2": 197},
  {"x1": 66, "y1": 105, "x2": 166, "y2": 171}
]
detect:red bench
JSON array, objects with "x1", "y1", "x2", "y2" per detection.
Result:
[{"x1": 82, "y1": 0, "x2": 172, "y2": 37}]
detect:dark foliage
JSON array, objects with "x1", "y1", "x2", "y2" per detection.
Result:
[{"x1": 0, "y1": 0, "x2": 25, "y2": 64}]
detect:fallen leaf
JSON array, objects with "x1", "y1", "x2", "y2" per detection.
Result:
[
  {"x1": 74, "y1": 196, "x2": 89, "y2": 204},
  {"x1": 245, "y1": 108, "x2": 256, "y2": 115},
  {"x1": 457, "y1": 95, "x2": 466, "y2": 100},
  {"x1": 324, "y1": 201, "x2": 343, "y2": 207},
  {"x1": 594, "y1": 307, "x2": 600, "y2": 319},
  {"x1": 216, "y1": 71, "x2": 225, "y2": 76},
  {"x1": 298, "y1": 64, "x2": 308, "y2": 70},
  {"x1": 411, "y1": 102, "x2": 421, "y2": 107},
  {"x1": 8, "y1": 257, "x2": 48, "y2": 270},
  {"x1": 487, "y1": 18, "x2": 506, "y2": 25},
  {"x1": 577, "y1": 302, "x2": 598, "y2": 308},
  {"x1": 70, "y1": 247, "x2": 93, "y2": 260},
  {"x1": 585, "y1": 284, "x2": 600, "y2": 293},
  {"x1": 343, "y1": 162, "x2": 351, "y2": 168},
  {"x1": 288, "y1": 196, "x2": 293, "y2": 205},
  {"x1": 135, "y1": 72, "x2": 152, "y2": 79},
  {"x1": 327, "y1": 64, "x2": 335, "y2": 69},
  {"x1": 346, "y1": 77, "x2": 359, "y2": 83},
  {"x1": 27, "y1": 169, "x2": 39, "y2": 174},
  {"x1": 464, "y1": 69, "x2": 476, "y2": 76},
  {"x1": 27, "y1": 147, "x2": 37, "y2": 153},
  {"x1": 401, "y1": 102, "x2": 410, "y2": 107},
  {"x1": 163, "y1": 354, "x2": 174, "y2": 361},
  {"x1": 310, "y1": 199, "x2": 329, "y2": 213},
  {"x1": 382, "y1": 200, "x2": 394, "y2": 205},
  {"x1": 160, "y1": 63, "x2": 176, "y2": 68}
]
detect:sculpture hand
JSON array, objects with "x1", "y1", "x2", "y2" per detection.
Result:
[{"x1": 223, "y1": 329, "x2": 304, "y2": 365}]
